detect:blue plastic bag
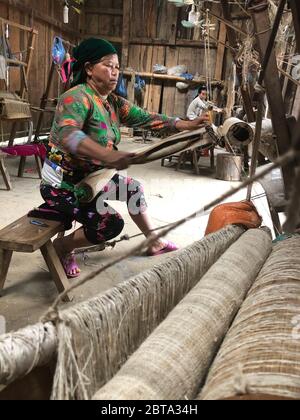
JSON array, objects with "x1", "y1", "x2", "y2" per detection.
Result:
[
  {"x1": 134, "y1": 75, "x2": 146, "y2": 105},
  {"x1": 135, "y1": 75, "x2": 146, "y2": 92},
  {"x1": 115, "y1": 73, "x2": 128, "y2": 98},
  {"x1": 52, "y1": 37, "x2": 66, "y2": 65}
]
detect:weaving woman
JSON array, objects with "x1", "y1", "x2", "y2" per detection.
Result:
[{"x1": 40, "y1": 38, "x2": 209, "y2": 278}]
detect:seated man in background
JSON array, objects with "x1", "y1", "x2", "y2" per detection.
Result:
[
  {"x1": 187, "y1": 85, "x2": 223, "y2": 123},
  {"x1": 187, "y1": 85, "x2": 209, "y2": 121}
]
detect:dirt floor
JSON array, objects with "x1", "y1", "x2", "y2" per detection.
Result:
[{"x1": 0, "y1": 136, "x2": 274, "y2": 333}]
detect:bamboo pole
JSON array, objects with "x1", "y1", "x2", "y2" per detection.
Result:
[{"x1": 123, "y1": 71, "x2": 223, "y2": 86}]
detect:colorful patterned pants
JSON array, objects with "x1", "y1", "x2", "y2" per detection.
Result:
[{"x1": 40, "y1": 174, "x2": 147, "y2": 244}]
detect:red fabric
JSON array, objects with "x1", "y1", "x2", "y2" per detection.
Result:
[
  {"x1": 0, "y1": 144, "x2": 46, "y2": 160},
  {"x1": 205, "y1": 201, "x2": 263, "y2": 236}
]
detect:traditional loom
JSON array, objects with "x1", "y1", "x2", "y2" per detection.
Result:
[
  {"x1": 77, "y1": 127, "x2": 210, "y2": 202},
  {"x1": 0, "y1": 91, "x2": 31, "y2": 121},
  {"x1": 75, "y1": 121, "x2": 254, "y2": 203},
  {"x1": 0, "y1": 226, "x2": 300, "y2": 400}
]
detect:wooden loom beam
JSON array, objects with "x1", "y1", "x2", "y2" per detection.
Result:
[
  {"x1": 289, "y1": 0, "x2": 300, "y2": 53},
  {"x1": 121, "y1": 0, "x2": 131, "y2": 67},
  {"x1": 123, "y1": 70, "x2": 223, "y2": 86},
  {"x1": 220, "y1": 0, "x2": 256, "y2": 123},
  {"x1": 249, "y1": 0, "x2": 294, "y2": 196}
]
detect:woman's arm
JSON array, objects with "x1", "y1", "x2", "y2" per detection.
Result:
[
  {"x1": 175, "y1": 115, "x2": 209, "y2": 131},
  {"x1": 76, "y1": 137, "x2": 134, "y2": 170},
  {"x1": 115, "y1": 95, "x2": 209, "y2": 135}
]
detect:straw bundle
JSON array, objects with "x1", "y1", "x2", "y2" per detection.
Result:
[
  {"x1": 92, "y1": 228, "x2": 272, "y2": 401},
  {"x1": 0, "y1": 323, "x2": 57, "y2": 386},
  {"x1": 199, "y1": 235, "x2": 300, "y2": 400}
]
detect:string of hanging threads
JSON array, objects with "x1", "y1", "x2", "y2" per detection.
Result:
[{"x1": 42, "y1": 146, "x2": 299, "y2": 318}]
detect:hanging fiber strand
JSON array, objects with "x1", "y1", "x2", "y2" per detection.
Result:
[
  {"x1": 0, "y1": 323, "x2": 57, "y2": 385},
  {"x1": 92, "y1": 228, "x2": 272, "y2": 401},
  {"x1": 44, "y1": 147, "x2": 298, "y2": 314},
  {"x1": 199, "y1": 235, "x2": 300, "y2": 401},
  {"x1": 0, "y1": 227, "x2": 243, "y2": 395},
  {"x1": 0, "y1": 148, "x2": 299, "y2": 397}
]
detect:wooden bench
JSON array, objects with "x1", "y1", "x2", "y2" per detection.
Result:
[
  {"x1": 0, "y1": 151, "x2": 12, "y2": 191},
  {"x1": 0, "y1": 216, "x2": 72, "y2": 302}
]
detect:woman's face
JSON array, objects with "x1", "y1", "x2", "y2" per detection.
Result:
[{"x1": 86, "y1": 54, "x2": 120, "y2": 95}]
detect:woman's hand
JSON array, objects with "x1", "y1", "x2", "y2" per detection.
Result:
[
  {"x1": 102, "y1": 150, "x2": 135, "y2": 170},
  {"x1": 75, "y1": 137, "x2": 135, "y2": 170},
  {"x1": 175, "y1": 114, "x2": 210, "y2": 131}
]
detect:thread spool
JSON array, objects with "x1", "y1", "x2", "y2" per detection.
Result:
[{"x1": 217, "y1": 118, "x2": 254, "y2": 147}]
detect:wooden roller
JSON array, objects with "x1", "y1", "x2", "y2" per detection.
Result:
[
  {"x1": 92, "y1": 229, "x2": 272, "y2": 401},
  {"x1": 130, "y1": 126, "x2": 210, "y2": 164},
  {"x1": 76, "y1": 126, "x2": 211, "y2": 202},
  {"x1": 199, "y1": 235, "x2": 300, "y2": 401}
]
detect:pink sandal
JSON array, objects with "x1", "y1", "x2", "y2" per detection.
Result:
[
  {"x1": 148, "y1": 241, "x2": 179, "y2": 256},
  {"x1": 62, "y1": 253, "x2": 81, "y2": 278}
]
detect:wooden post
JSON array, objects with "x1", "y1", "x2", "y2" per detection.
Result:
[
  {"x1": 214, "y1": 22, "x2": 227, "y2": 81},
  {"x1": 0, "y1": 249, "x2": 13, "y2": 294},
  {"x1": 128, "y1": 71, "x2": 136, "y2": 104},
  {"x1": 6, "y1": 23, "x2": 37, "y2": 146},
  {"x1": 290, "y1": 0, "x2": 300, "y2": 53},
  {"x1": 20, "y1": 29, "x2": 37, "y2": 99},
  {"x1": 40, "y1": 241, "x2": 72, "y2": 303},
  {"x1": 0, "y1": 153, "x2": 12, "y2": 190},
  {"x1": 121, "y1": 0, "x2": 131, "y2": 68},
  {"x1": 34, "y1": 62, "x2": 56, "y2": 141},
  {"x1": 220, "y1": 0, "x2": 256, "y2": 123},
  {"x1": 249, "y1": 0, "x2": 294, "y2": 195}
]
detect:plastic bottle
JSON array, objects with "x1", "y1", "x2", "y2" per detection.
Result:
[{"x1": 63, "y1": 4, "x2": 69, "y2": 24}]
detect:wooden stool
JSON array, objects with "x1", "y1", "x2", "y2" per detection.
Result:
[
  {"x1": 0, "y1": 151, "x2": 12, "y2": 191},
  {"x1": 176, "y1": 146, "x2": 215, "y2": 175},
  {"x1": 0, "y1": 216, "x2": 72, "y2": 302}
]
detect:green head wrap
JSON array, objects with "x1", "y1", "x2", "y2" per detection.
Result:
[{"x1": 71, "y1": 38, "x2": 118, "y2": 87}]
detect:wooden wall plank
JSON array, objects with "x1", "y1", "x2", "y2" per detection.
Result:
[
  {"x1": 161, "y1": 47, "x2": 178, "y2": 117},
  {"x1": 0, "y1": 0, "x2": 80, "y2": 138},
  {"x1": 147, "y1": 46, "x2": 165, "y2": 112},
  {"x1": 214, "y1": 22, "x2": 227, "y2": 80},
  {"x1": 0, "y1": 0, "x2": 226, "y2": 136}
]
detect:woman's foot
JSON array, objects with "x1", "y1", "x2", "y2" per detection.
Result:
[
  {"x1": 147, "y1": 239, "x2": 179, "y2": 256},
  {"x1": 53, "y1": 238, "x2": 81, "y2": 278}
]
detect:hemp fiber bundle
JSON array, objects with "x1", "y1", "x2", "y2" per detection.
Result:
[
  {"x1": 199, "y1": 235, "x2": 300, "y2": 400},
  {"x1": 51, "y1": 225, "x2": 243, "y2": 400},
  {"x1": 92, "y1": 228, "x2": 272, "y2": 401},
  {"x1": 0, "y1": 323, "x2": 57, "y2": 385}
]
